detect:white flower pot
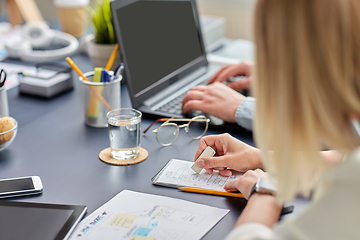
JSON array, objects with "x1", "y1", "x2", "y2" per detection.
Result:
[{"x1": 86, "y1": 34, "x2": 121, "y2": 72}]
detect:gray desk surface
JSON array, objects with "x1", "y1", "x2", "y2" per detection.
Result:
[{"x1": 0, "y1": 40, "x2": 307, "y2": 239}]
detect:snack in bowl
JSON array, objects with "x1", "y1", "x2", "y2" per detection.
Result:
[{"x1": 0, "y1": 117, "x2": 16, "y2": 145}]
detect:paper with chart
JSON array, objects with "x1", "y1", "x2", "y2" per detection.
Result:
[
  {"x1": 69, "y1": 190, "x2": 229, "y2": 240},
  {"x1": 152, "y1": 159, "x2": 243, "y2": 192}
]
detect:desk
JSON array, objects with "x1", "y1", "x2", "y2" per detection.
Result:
[{"x1": 0, "y1": 39, "x2": 306, "y2": 239}]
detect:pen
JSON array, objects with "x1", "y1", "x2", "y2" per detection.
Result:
[
  {"x1": 102, "y1": 69, "x2": 109, "y2": 82},
  {"x1": 105, "y1": 44, "x2": 119, "y2": 71},
  {"x1": 0, "y1": 69, "x2": 7, "y2": 88},
  {"x1": 114, "y1": 63, "x2": 124, "y2": 80},
  {"x1": 66, "y1": 57, "x2": 113, "y2": 111},
  {"x1": 179, "y1": 187, "x2": 245, "y2": 199}
]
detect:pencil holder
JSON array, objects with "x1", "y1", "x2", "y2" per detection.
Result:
[{"x1": 79, "y1": 71, "x2": 122, "y2": 127}]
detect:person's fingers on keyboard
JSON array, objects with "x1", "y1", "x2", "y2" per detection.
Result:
[
  {"x1": 182, "y1": 87, "x2": 206, "y2": 113},
  {"x1": 208, "y1": 64, "x2": 244, "y2": 84},
  {"x1": 182, "y1": 89, "x2": 204, "y2": 102},
  {"x1": 182, "y1": 99, "x2": 203, "y2": 114},
  {"x1": 189, "y1": 85, "x2": 207, "y2": 91},
  {"x1": 208, "y1": 62, "x2": 254, "y2": 89},
  {"x1": 226, "y1": 76, "x2": 252, "y2": 90},
  {"x1": 208, "y1": 64, "x2": 231, "y2": 84},
  {"x1": 215, "y1": 65, "x2": 244, "y2": 83}
]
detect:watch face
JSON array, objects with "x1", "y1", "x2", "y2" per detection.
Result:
[{"x1": 256, "y1": 178, "x2": 277, "y2": 195}]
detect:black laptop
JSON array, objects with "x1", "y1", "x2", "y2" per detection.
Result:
[{"x1": 111, "y1": 0, "x2": 232, "y2": 127}]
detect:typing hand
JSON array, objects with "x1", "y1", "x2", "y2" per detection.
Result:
[
  {"x1": 194, "y1": 133, "x2": 263, "y2": 177},
  {"x1": 182, "y1": 82, "x2": 246, "y2": 123},
  {"x1": 208, "y1": 61, "x2": 253, "y2": 91}
]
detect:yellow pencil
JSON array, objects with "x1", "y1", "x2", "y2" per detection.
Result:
[
  {"x1": 179, "y1": 187, "x2": 245, "y2": 199},
  {"x1": 105, "y1": 44, "x2": 119, "y2": 71},
  {"x1": 66, "y1": 57, "x2": 113, "y2": 111}
]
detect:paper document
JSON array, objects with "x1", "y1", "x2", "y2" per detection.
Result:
[
  {"x1": 69, "y1": 190, "x2": 229, "y2": 240},
  {"x1": 152, "y1": 159, "x2": 242, "y2": 192}
]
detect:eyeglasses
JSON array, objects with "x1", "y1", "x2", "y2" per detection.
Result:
[{"x1": 143, "y1": 115, "x2": 210, "y2": 146}]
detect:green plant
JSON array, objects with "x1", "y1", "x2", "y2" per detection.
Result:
[{"x1": 89, "y1": 0, "x2": 117, "y2": 44}]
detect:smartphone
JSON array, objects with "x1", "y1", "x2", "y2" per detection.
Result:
[{"x1": 0, "y1": 176, "x2": 43, "y2": 198}]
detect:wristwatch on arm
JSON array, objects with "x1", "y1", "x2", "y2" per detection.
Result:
[
  {"x1": 249, "y1": 178, "x2": 294, "y2": 216},
  {"x1": 249, "y1": 178, "x2": 277, "y2": 197}
]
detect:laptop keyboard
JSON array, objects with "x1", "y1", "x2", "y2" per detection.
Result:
[
  {"x1": 156, "y1": 78, "x2": 208, "y2": 115},
  {"x1": 157, "y1": 92, "x2": 186, "y2": 115}
]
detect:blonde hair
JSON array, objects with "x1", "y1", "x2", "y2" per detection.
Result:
[{"x1": 254, "y1": 0, "x2": 360, "y2": 202}]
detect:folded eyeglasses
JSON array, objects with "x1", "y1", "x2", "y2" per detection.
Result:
[{"x1": 143, "y1": 115, "x2": 210, "y2": 146}]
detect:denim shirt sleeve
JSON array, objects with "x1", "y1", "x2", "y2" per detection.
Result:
[{"x1": 235, "y1": 96, "x2": 256, "y2": 131}]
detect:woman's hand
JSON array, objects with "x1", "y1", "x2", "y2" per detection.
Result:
[
  {"x1": 224, "y1": 169, "x2": 269, "y2": 199},
  {"x1": 227, "y1": 170, "x2": 281, "y2": 228},
  {"x1": 194, "y1": 133, "x2": 263, "y2": 177}
]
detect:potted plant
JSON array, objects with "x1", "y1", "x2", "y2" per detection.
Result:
[{"x1": 86, "y1": 0, "x2": 121, "y2": 71}]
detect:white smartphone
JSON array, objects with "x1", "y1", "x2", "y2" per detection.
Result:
[{"x1": 0, "y1": 176, "x2": 43, "y2": 198}]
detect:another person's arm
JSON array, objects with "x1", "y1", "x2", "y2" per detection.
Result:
[
  {"x1": 182, "y1": 62, "x2": 256, "y2": 129},
  {"x1": 235, "y1": 96, "x2": 256, "y2": 131},
  {"x1": 182, "y1": 83, "x2": 246, "y2": 124}
]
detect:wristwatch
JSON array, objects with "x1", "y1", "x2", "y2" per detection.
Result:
[
  {"x1": 249, "y1": 178, "x2": 294, "y2": 216},
  {"x1": 249, "y1": 178, "x2": 277, "y2": 198}
]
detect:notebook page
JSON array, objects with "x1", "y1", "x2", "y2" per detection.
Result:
[{"x1": 154, "y1": 159, "x2": 242, "y2": 191}]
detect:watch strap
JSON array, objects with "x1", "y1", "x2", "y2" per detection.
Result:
[
  {"x1": 249, "y1": 182, "x2": 258, "y2": 198},
  {"x1": 249, "y1": 178, "x2": 294, "y2": 217}
]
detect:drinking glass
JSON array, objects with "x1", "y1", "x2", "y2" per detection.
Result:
[{"x1": 107, "y1": 108, "x2": 142, "y2": 160}]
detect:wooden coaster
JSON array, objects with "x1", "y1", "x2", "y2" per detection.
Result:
[{"x1": 99, "y1": 147, "x2": 148, "y2": 165}]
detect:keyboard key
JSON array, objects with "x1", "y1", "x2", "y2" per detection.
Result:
[{"x1": 155, "y1": 78, "x2": 209, "y2": 115}]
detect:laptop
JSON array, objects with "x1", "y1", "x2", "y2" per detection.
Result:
[{"x1": 111, "y1": 0, "x2": 229, "y2": 126}]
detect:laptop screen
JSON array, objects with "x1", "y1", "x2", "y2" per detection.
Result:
[{"x1": 112, "y1": 0, "x2": 207, "y2": 107}]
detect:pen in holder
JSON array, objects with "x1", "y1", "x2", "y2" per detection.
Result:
[
  {"x1": 0, "y1": 86, "x2": 9, "y2": 117},
  {"x1": 79, "y1": 71, "x2": 122, "y2": 127}
]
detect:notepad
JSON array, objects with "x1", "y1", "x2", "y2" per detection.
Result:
[{"x1": 152, "y1": 159, "x2": 242, "y2": 192}]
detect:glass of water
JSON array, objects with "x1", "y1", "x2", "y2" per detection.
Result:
[{"x1": 107, "y1": 108, "x2": 142, "y2": 160}]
